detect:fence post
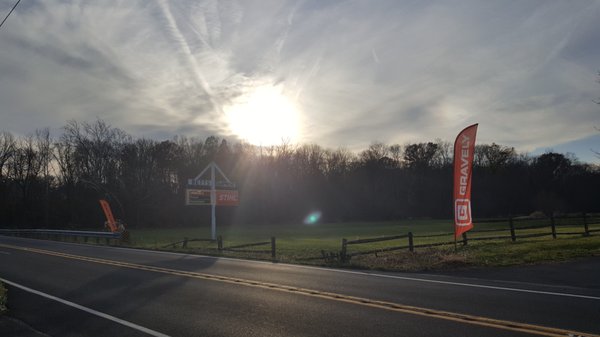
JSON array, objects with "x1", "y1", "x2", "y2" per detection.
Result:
[
  {"x1": 551, "y1": 216, "x2": 557, "y2": 239},
  {"x1": 583, "y1": 213, "x2": 589, "y2": 237},
  {"x1": 509, "y1": 217, "x2": 516, "y2": 242},
  {"x1": 271, "y1": 237, "x2": 276, "y2": 259},
  {"x1": 408, "y1": 232, "x2": 414, "y2": 252},
  {"x1": 341, "y1": 238, "x2": 348, "y2": 262},
  {"x1": 217, "y1": 235, "x2": 223, "y2": 251},
  {"x1": 182, "y1": 237, "x2": 188, "y2": 248},
  {"x1": 462, "y1": 232, "x2": 468, "y2": 246}
]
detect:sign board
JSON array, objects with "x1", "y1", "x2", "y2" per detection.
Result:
[
  {"x1": 187, "y1": 179, "x2": 236, "y2": 189},
  {"x1": 185, "y1": 189, "x2": 239, "y2": 206},
  {"x1": 186, "y1": 162, "x2": 238, "y2": 240},
  {"x1": 216, "y1": 190, "x2": 239, "y2": 206},
  {"x1": 185, "y1": 189, "x2": 212, "y2": 206}
]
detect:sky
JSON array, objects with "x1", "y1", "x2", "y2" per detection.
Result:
[{"x1": 0, "y1": 0, "x2": 599, "y2": 163}]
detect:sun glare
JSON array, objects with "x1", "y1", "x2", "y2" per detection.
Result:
[{"x1": 225, "y1": 85, "x2": 301, "y2": 146}]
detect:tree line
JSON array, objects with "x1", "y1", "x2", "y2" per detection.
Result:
[{"x1": 0, "y1": 119, "x2": 598, "y2": 229}]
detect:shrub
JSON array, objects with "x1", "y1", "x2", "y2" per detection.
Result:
[{"x1": 0, "y1": 282, "x2": 6, "y2": 314}]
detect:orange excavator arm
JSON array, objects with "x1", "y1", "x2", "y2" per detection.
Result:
[{"x1": 99, "y1": 199, "x2": 118, "y2": 232}]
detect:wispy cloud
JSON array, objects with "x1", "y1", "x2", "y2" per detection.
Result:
[{"x1": 0, "y1": 0, "x2": 598, "y2": 161}]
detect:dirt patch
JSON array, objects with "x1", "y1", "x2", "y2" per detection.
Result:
[{"x1": 348, "y1": 248, "x2": 470, "y2": 272}]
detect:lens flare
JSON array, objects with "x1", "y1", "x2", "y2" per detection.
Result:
[{"x1": 303, "y1": 211, "x2": 322, "y2": 225}]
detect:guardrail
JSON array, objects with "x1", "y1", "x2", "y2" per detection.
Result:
[{"x1": 0, "y1": 229, "x2": 123, "y2": 245}]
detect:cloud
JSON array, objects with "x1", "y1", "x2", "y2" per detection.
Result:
[{"x1": 0, "y1": 0, "x2": 598, "y2": 162}]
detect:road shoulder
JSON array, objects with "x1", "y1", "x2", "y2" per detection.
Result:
[{"x1": 0, "y1": 315, "x2": 50, "y2": 337}]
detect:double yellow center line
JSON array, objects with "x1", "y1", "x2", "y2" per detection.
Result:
[{"x1": 2, "y1": 243, "x2": 597, "y2": 337}]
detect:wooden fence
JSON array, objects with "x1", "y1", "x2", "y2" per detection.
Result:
[
  {"x1": 339, "y1": 214, "x2": 600, "y2": 262},
  {"x1": 163, "y1": 236, "x2": 277, "y2": 259}
]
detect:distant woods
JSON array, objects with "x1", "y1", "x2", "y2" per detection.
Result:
[{"x1": 0, "y1": 119, "x2": 599, "y2": 229}]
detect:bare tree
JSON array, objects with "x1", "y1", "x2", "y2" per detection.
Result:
[
  {"x1": 0, "y1": 132, "x2": 15, "y2": 179},
  {"x1": 388, "y1": 144, "x2": 402, "y2": 167},
  {"x1": 433, "y1": 138, "x2": 452, "y2": 167},
  {"x1": 35, "y1": 128, "x2": 53, "y2": 226},
  {"x1": 62, "y1": 119, "x2": 129, "y2": 185},
  {"x1": 294, "y1": 144, "x2": 327, "y2": 178},
  {"x1": 360, "y1": 142, "x2": 389, "y2": 164}
]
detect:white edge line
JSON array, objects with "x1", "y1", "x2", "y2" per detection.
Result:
[
  {"x1": 101, "y1": 246, "x2": 600, "y2": 300},
  {"x1": 4, "y1": 236, "x2": 600, "y2": 301},
  {"x1": 0, "y1": 278, "x2": 171, "y2": 337},
  {"x1": 66, "y1": 244, "x2": 600, "y2": 300}
]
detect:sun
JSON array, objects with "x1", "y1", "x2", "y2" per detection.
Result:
[{"x1": 225, "y1": 85, "x2": 301, "y2": 146}]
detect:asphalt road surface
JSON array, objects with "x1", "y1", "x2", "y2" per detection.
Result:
[{"x1": 1, "y1": 235, "x2": 599, "y2": 337}]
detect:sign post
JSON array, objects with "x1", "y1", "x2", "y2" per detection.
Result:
[
  {"x1": 186, "y1": 162, "x2": 239, "y2": 240},
  {"x1": 210, "y1": 164, "x2": 216, "y2": 241}
]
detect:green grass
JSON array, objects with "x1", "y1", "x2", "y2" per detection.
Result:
[
  {"x1": 466, "y1": 235, "x2": 600, "y2": 266},
  {"x1": 127, "y1": 217, "x2": 600, "y2": 271},
  {"x1": 0, "y1": 282, "x2": 6, "y2": 314}
]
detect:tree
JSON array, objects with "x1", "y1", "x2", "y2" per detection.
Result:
[
  {"x1": 2, "y1": 119, "x2": 600, "y2": 227},
  {"x1": 474, "y1": 143, "x2": 516, "y2": 171},
  {"x1": 403, "y1": 142, "x2": 439, "y2": 169},
  {"x1": 7, "y1": 135, "x2": 43, "y2": 225},
  {"x1": 35, "y1": 128, "x2": 53, "y2": 226},
  {"x1": 532, "y1": 152, "x2": 572, "y2": 216},
  {"x1": 0, "y1": 132, "x2": 15, "y2": 180}
]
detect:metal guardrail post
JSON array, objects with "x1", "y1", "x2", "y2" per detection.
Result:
[
  {"x1": 271, "y1": 237, "x2": 276, "y2": 259},
  {"x1": 408, "y1": 232, "x2": 414, "y2": 252},
  {"x1": 217, "y1": 235, "x2": 223, "y2": 251},
  {"x1": 462, "y1": 232, "x2": 468, "y2": 246}
]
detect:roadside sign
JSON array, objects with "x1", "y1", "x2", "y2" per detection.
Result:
[
  {"x1": 185, "y1": 162, "x2": 239, "y2": 240},
  {"x1": 185, "y1": 189, "x2": 212, "y2": 206},
  {"x1": 216, "y1": 190, "x2": 239, "y2": 206},
  {"x1": 185, "y1": 189, "x2": 239, "y2": 206}
]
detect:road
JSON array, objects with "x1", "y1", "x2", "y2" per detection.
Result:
[{"x1": 0, "y1": 235, "x2": 599, "y2": 337}]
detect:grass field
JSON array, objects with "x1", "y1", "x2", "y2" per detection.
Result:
[{"x1": 127, "y1": 216, "x2": 600, "y2": 271}]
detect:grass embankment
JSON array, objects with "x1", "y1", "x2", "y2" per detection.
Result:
[
  {"x1": 128, "y1": 217, "x2": 600, "y2": 271},
  {"x1": 0, "y1": 282, "x2": 7, "y2": 314}
]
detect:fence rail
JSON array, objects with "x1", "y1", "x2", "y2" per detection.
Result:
[
  {"x1": 338, "y1": 213, "x2": 599, "y2": 262},
  {"x1": 162, "y1": 236, "x2": 277, "y2": 259},
  {"x1": 219, "y1": 236, "x2": 277, "y2": 259},
  {"x1": 162, "y1": 237, "x2": 215, "y2": 248}
]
